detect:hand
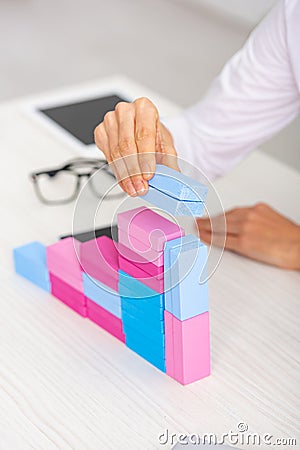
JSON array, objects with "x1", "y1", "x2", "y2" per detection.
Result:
[
  {"x1": 197, "y1": 203, "x2": 300, "y2": 270},
  {"x1": 94, "y1": 97, "x2": 179, "y2": 196}
]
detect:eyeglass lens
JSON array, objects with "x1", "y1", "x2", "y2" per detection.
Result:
[
  {"x1": 33, "y1": 161, "x2": 124, "y2": 204},
  {"x1": 35, "y1": 171, "x2": 79, "y2": 203}
]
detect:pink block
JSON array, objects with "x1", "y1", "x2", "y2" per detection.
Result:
[
  {"x1": 47, "y1": 238, "x2": 83, "y2": 291},
  {"x1": 165, "y1": 310, "x2": 210, "y2": 385},
  {"x1": 118, "y1": 242, "x2": 164, "y2": 277},
  {"x1": 50, "y1": 273, "x2": 87, "y2": 317},
  {"x1": 86, "y1": 297, "x2": 125, "y2": 342},
  {"x1": 80, "y1": 236, "x2": 119, "y2": 292},
  {"x1": 165, "y1": 310, "x2": 175, "y2": 378},
  {"x1": 117, "y1": 206, "x2": 184, "y2": 252},
  {"x1": 119, "y1": 255, "x2": 164, "y2": 294},
  {"x1": 118, "y1": 229, "x2": 164, "y2": 266}
]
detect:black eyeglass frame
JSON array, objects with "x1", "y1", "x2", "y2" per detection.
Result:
[{"x1": 30, "y1": 158, "x2": 123, "y2": 205}]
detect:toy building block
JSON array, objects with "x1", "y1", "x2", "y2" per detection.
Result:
[
  {"x1": 86, "y1": 298, "x2": 125, "y2": 342},
  {"x1": 118, "y1": 255, "x2": 164, "y2": 294},
  {"x1": 46, "y1": 237, "x2": 83, "y2": 292},
  {"x1": 50, "y1": 273, "x2": 87, "y2": 317},
  {"x1": 122, "y1": 310, "x2": 165, "y2": 345},
  {"x1": 118, "y1": 229, "x2": 164, "y2": 266},
  {"x1": 143, "y1": 165, "x2": 207, "y2": 217},
  {"x1": 119, "y1": 271, "x2": 164, "y2": 331},
  {"x1": 143, "y1": 186, "x2": 205, "y2": 217},
  {"x1": 118, "y1": 206, "x2": 184, "y2": 252},
  {"x1": 149, "y1": 164, "x2": 208, "y2": 202},
  {"x1": 125, "y1": 326, "x2": 166, "y2": 372},
  {"x1": 82, "y1": 273, "x2": 121, "y2": 318},
  {"x1": 119, "y1": 264, "x2": 166, "y2": 370},
  {"x1": 80, "y1": 236, "x2": 119, "y2": 292},
  {"x1": 165, "y1": 310, "x2": 210, "y2": 384},
  {"x1": 164, "y1": 310, "x2": 175, "y2": 378},
  {"x1": 119, "y1": 270, "x2": 164, "y2": 306},
  {"x1": 164, "y1": 235, "x2": 209, "y2": 321},
  {"x1": 13, "y1": 241, "x2": 50, "y2": 291},
  {"x1": 118, "y1": 242, "x2": 164, "y2": 276},
  {"x1": 121, "y1": 296, "x2": 164, "y2": 324}
]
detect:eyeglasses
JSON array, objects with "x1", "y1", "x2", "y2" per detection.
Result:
[{"x1": 30, "y1": 158, "x2": 124, "y2": 205}]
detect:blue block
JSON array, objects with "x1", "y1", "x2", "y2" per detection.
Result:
[
  {"x1": 123, "y1": 323, "x2": 165, "y2": 349},
  {"x1": 120, "y1": 282, "x2": 164, "y2": 312},
  {"x1": 149, "y1": 164, "x2": 208, "y2": 202},
  {"x1": 123, "y1": 327, "x2": 164, "y2": 349},
  {"x1": 119, "y1": 271, "x2": 165, "y2": 308},
  {"x1": 142, "y1": 186, "x2": 205, "y2": 217},
  {"x1": 13, "y1": 241, "x2": 50, "y2": 292},
  {"x1": 125, "y1": 326, "x2": 166, "y2": 372},
  {"x1": 122, "y1": 310, "x2": 165, "y2": 341},
  {"x1": 164, "y1": 235, "x2": 209, "y2": 320},
  {"x1": 83, "y1": 273, "x2": 121, "y2": 318},
  {"x1": 124, "y1": 325, "x2": 165, "y2": 359},
  {"x1": 121, "y1": 296, "x2": 164, "y2": 322}
]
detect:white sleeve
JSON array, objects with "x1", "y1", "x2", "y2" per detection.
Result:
[{"x1": 163, "y1": 0, "x2": 300, "y2": 180}]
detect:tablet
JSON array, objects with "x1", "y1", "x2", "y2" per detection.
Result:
[
  {"x1": 27, "y1": 92, "x2": 129, "y2": 155},
  {"x1": 40, "y1": 94, "x2": 125, "y2": 145},
  {"x1": 25, "y1": 76, "x2": 180, "y2": 157}
]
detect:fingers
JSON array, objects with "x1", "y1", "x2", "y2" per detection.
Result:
[
  {"x1": 95, "y1": 121, "x2": 136, "y2": 195},
  {"x1": 198, "y1": 229, "x2": 212, "y2": 246},
  {"x1": 197, "y1": 209, "x2": 244, "y2": 251},
  {"x1": 224, "y1": 234, "x2": 239, "y2": 251},
  {"x1": 101, "y1": 111, "x2": 135, "y2": 196},
  {"x1": 197, "y1": 212, "x2": 242, "y2": 235},
  {"x1": 199, "y1": 227, "x2": 239, "y2": 250},
  {"x1": 198, "y1": 218, "x2": 227, "y2": 248},
  {"x1": 197, "y1": 206, "x2": 270, "y2": 255},
  {"x1": 94, "y1": 97, "x2": 179, "y2": 197},
  {"x1": 135, "y1": 97, "x2": 158, "y2": 180},
  {"x1": 115, "y1": 102, "x2": 147, "y2": 195},
  {"x1": 94, "y1": 122, "x2": 110, "y2": 161}
]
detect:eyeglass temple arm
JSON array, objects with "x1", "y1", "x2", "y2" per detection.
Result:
[{"x1": 30, "y1": 158, "x2": 109, "y2": 180}]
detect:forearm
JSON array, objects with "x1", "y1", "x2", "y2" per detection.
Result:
[{"x1": 164, "y1": 0, "x2": 300, "y2": 180}]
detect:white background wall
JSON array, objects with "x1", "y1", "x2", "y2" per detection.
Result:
[
  {"x1": 179, "y1": 0, "x2": 277, "y2": 25},
  {"x1": 0, "y1": 0, "x2": 299, "y2": 170}
]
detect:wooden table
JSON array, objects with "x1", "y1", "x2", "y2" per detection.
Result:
[{"x1": 0, "y1": 77, "x2": 299, "y2": 450}]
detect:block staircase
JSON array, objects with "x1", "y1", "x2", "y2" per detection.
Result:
[{"x1": 13, "y1": 165, "x2": 210, "y2": 384}]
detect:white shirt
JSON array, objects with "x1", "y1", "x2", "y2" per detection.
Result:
[{"x1": 164, "y1": 0, "x2": 300, "y2": 180}]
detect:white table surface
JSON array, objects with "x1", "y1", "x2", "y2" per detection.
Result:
[{"x1": 0, "y1": 77, "x2": 299, "y2": 450}]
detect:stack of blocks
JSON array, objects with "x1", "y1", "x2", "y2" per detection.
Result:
[
  {"x1": 164, "y1": 235, "x2": 210, "y2": 384},
  {"x1": 80, "y1": 236, "x2": 125, "y2": 342},
  {"x1": 118, "y1": 206, "x2": 185, "y2": 373},
  {"x1": 13, "y1": 165, "x2": 210, "y2": 384}
]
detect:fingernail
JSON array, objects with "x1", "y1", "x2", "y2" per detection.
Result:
[
  {"x1": 134, "y1": 179, "x2": 147, "y2": 194},
  {"x1": 125, "y1": 181, "x2": 137, "y2": 196},
  {"x1": 141, "y1": 162, "x2": 153, "y2": 180}
]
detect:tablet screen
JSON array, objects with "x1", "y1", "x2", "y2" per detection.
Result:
[{"x1": 39, "y1": 94, "x2": 127, "y2": 145}]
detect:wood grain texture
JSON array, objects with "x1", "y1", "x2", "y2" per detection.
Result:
[{"x1": 0, "y1": 79, "x2": 299, "y2": 450}]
